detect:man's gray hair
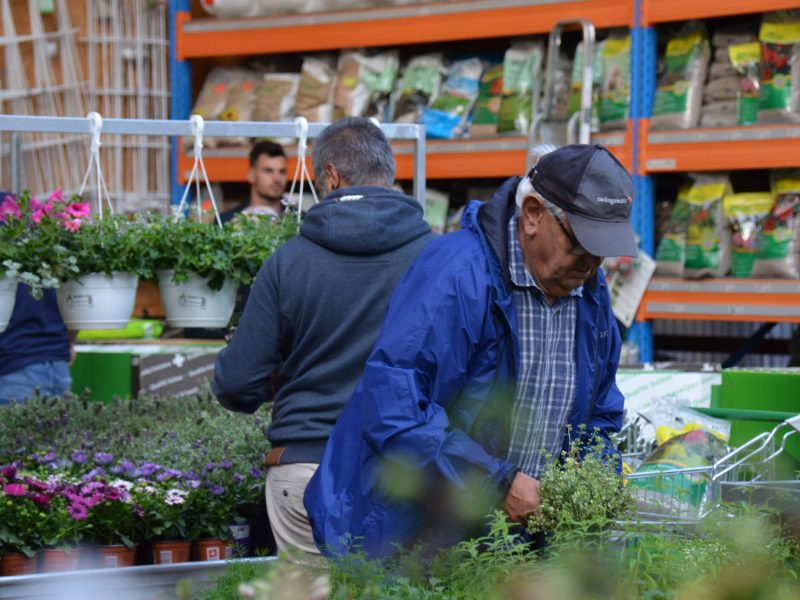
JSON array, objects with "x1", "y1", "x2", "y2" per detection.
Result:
[
  {"x1": 312, "y1": 117, "x2": 396, "y2": 187},
  {"x1": 516, "y1": 143, "x2": 563, "y2": 216}
]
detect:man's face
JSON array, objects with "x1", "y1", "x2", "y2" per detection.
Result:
[
  {"x1": 518, "y1": 196, "x2": 603, "y2": 300},
  {"x1": 248, "y1": 154, "x2": 288, "y2": 202}
]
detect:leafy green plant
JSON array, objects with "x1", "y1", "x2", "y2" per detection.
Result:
[
  {"x1": 133, "y1": 482, "x2": 189, "y2": 541},
  {"x1": 526, "y1": 430, "x2": 634, "y2": 536},
  {"x1": 141, "y1": 212, "x2": 299, "y2": 290}
]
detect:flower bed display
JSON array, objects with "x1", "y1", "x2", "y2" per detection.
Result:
[{"x1": 0, "y1": 391, "x2": 269, "y2": 574}]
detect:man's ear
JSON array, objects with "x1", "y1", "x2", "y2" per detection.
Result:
[
  {"x1": 246, "y1": 167, "x2": 255, "y2": 187},
  {"x1": 324, "y1": 163, "x2": 341, "y2": 191},
  {"x1": 520, "y1": 195, "x2": 545, "y2": 236}
]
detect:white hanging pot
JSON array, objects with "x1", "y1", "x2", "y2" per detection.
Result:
[
  {"x1": 56, "y1": 272, "x2": 138, "y2": 330},
  {"x1": 0, "y1": 276, "x2": 19, "y2": 333},
  {"x1": 157, "y1": 270, "x2": 236, "y2": 328}
]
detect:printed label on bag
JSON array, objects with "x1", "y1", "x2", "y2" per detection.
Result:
[{"x1": 178, "y1": 293, "x2": 207, "y2": 309}]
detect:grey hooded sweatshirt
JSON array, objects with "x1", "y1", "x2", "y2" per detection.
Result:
[{"x1": 213, "y1": 186, "x2": 434, "y2": 464}]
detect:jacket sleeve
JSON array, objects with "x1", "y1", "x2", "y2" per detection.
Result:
[
  {"x1": 355, "y1": 241, "x2": 518, "y2": 500},
  {"x1": 584, "y1": 292, "x2": 625, "y2": 464},
  {"x1": 212, "y1": 254, "x2": 282, "y2": 413}
]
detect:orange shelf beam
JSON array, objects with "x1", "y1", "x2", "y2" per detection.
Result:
[
  {"x1": 642, "y1": 0, "x2": 800, "y2": 26},
  {"x1": 639, "y1": 120, "x2": 800, "y2": 174},
  {"x1": 177, "y1": 132, "x2": 632, "y2": 183},
  {"x1": 637, "y1": 278, "x2": 800, "y2": 324},
  {"x1": 179, "y1": 0, "x2": 633, "y2": 59}
]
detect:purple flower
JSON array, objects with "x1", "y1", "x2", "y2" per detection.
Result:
[
  {"x1": 3, "y1": 483, "x2": 26, "y2": 496},
  {"x1": 94, "y1": 452, "x2": 114, "y2": 465},
  {"x1": 182, "y1": 471, "x2": 200, "y2": 481},
  {"x1": 82, "y1": 467, "x2": 106, "y2": 482},
  {"x1": 156, "y1": 472, "x2": 170, "y2": 482},
  {"x1": 71, "y1": 451, "x2": 87, "y2": 465},
  {"x1": 133, "y1": 505, "x2": 144, "y2": 517},
  {"x1": 204, "y1": 463, "x2": 216, "y2": 472},
  {"x1": 1, "y1": 465, "x2": 16, "y2": 481},
  {"x1": 249, "y1": 468, "x2": 263, "y2": 479},
  {"x1": 210, "y1": 485, "x2": 225, "y2": 496},
  {"x1": 139, "y1": 463, "x2": 160, "y2": 477},
  {"x1": 188, "y1": 480, "x2": 201, "y2": 489},
  {"x1": 68, "y1": 504, "x2": 88, "y2": 520},
  {"x1": 120, "y1": 459, "x2": 136, "y2": 472},
  {"x1": 30, "y1": 493, "x2": 50, "y2": 508},
  {"x1": 218, "y1": 460, "x2": 232, "y2": 470},
  {"x1": 105, "y1": 488, "x2": 125, "y2": 502},
  {"x1": 109, "y1": 465, "x2": 124, "y2": 475},
  {"x1": 233, "y1": 473, "x2": 244, "y2": 484}
]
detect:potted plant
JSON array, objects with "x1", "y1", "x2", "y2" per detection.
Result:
[
  {"x1": 143, "y1": 212, "x2": 298, "y2": 328},
  {"x1": 3, "y1": 189, "x2": 149, "y2": 330},
  {"x1": 37, "y1": 476, "x2": 91, "y2": 572},
  {"x1": 185, "y1": 485, "x2": 235, "y2": 561},
  {"x1": 83, "y1": 480, "x2": 140, "y2": 568},
  {"x1": 0, "y1": 466, "x2": 44, "y2": 576},
  {"x1": 133, "y1": 482, "x2": 191, "y2": 564}
]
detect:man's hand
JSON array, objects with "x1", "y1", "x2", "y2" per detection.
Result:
[{"x1": 502, "y1": 472, "x2": 541, "y2": 523}]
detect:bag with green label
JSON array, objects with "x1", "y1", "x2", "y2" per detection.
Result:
[
  {"x1": 471, "y1": 64, "x2": 504, "y2": 137},
  {"x1": 757, "y1": 11, "x2": 800, "y2": 124},
  {"x1": 654, "y1": 183, "x2": 691, "y2": 277},
  {"x1": 599, "y1": 33, "x2": 631, "y2": 131},
  {"x1": 723, "y1": 193, "x2": 774, "y2": 278},
  {"x1": 651, "y1": 21, "x2": 711, "y2": 130},
  {"x1": 497, "y1": 42, "x2": 544, "y2": 134},
  {"x1": 728, "y1": 42, "x2": 761, "y2": 126},
  {"x1": 752, "y1": 171, "x2": 800, "y2": 278},
  {"x1": 392, "y1": 53, "x2": 445, "y2": 124},
  {"x1": 683, "y1": 174, "x2": 732, "y2": 279}
]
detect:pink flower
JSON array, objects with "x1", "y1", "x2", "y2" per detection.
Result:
[
  {"x1": 61, "y1": 218, "x2": 82, "y2": 232},
  {"x1": 67, "y1": 504, "x2": 88, "y2": 520},
  {"x1": 48, "y1": 188, "x2": 65, "y2": 204},
  {"x1": 65, "y1": 202, "x2": 90, "y2": 219},
  {"x1": 3, "y1": 483, "x2": 26, "y2": 497},
  {"x1": 29, "y1": 197, "x2": 53, "y2": 216},
  {"x1": 31, "y1": 209, "x2": 46, "y2": 224},
  {"x1": 0, "y1": 196, "x2": 21, "y2": 222}
]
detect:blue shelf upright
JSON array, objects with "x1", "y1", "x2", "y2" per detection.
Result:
[
  {"x1": 169, "y1": 0, "x2": 192, "y2": 206},
  {"x1": 628, "y1": 11, "x2": 658, "y2": 362}
]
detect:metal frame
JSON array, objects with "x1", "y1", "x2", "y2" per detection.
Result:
[{"x1": 0, "y1": 115, "x2": 428, "y2": 208}]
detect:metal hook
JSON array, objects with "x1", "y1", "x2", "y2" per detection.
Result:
[{"x1": 294, "y1": 116, "x2": 309, "y2": 156}]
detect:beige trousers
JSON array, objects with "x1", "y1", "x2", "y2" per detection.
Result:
[{"x1": 265, "y1": 463, "x2": 321, "y2": 557}]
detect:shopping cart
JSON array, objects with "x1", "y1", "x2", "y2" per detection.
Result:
[{"x1": 623, "y1": 415, "x2": 800, "y2": 524}]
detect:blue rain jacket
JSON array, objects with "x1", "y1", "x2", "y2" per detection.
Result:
[{"x1": 304, "y1": 177, "x2": 625, "y2": 558}]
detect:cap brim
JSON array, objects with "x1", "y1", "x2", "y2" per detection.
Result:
[{"x1": 568, "y1": 213, "x2": 638, "y2": 258}]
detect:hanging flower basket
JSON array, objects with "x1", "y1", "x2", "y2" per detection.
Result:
[
  {"x1": 56, "y1": 272, "x2": 139, "y2": 330},
  {"x1": 0, "y1": 276, "x2": 17, "y2": 333},
  {"x1": 157, "y1": 270, "x2": 236, "y2": 329}
]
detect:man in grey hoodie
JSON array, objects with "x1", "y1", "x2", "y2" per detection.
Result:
[{"x1": 213, "y1": 117, "x2": 434, "y2": 557}]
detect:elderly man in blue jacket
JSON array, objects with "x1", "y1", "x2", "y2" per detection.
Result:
[{"x1": 304, "y1": 144, "x2": 637, "y2": 559}]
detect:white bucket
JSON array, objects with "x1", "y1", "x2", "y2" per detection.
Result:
[
  {"x1": 56, "y1": 272, "x2": 138, "y2": 330},
  {"x1": 157, "y1": 269, "x2": 236, "y2": 328},
  {"x1": 0, "y1": 276, "x2": 18, "y2": 333}
]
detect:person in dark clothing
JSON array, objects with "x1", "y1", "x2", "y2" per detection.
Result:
[
  {"x1": 220, "y1": 140, "x2": 288, "y2": 223},
  {"x1": 213, "y1": 117, "x2": 434, "y2": 558},
  {"x1": 0, "y1": 285, "x2": 71, "y2": 404}
]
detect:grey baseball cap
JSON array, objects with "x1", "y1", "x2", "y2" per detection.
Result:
[{"x1": 529, "y1": 144, "x2": 638, "y2": 257}]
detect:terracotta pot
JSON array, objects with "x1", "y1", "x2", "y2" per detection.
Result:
[
  {"x1": 39, "y1": 548, "x2": 82, "y2": 573},
  {"x1": 96, "y1": 545, "x2": 137, "y2": 568},
  {"x1": 194, "y1": 539, "x2": 232, "y2": 562},
  {"x1": 151, "y1": 540, "x2": 191, "y2": 564},
  {"x1": 0, "y1": 552, "x2": 38, "y2": 576}
]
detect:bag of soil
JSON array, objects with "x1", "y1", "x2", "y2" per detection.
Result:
[
  {"x1": 217, "y1": 70, "x2": 260, "y2": 147},
  {"x1": 567, "y1": 39, "x2": 603, "y2": 130},
  {"x1": 729, "y1": 42, "x2": 762, "y2": 126},
  {"x1": 497, "y1": 42, "x2": 543, "y2": 134},
  {"x1": 724, "y1": 192, "x2": 774, "y2": 277},
  {"x1": 254, "y1": 73, "x2": 300, "y2": 122},
  {"x1": 699, "y1": 99, "x2": 738, "y2": 127},
  {"x1": 360, "y1": 50, "x2": 399, "y2": 121},
  {"x1": 598, "y1": 33, "x2": 631, "y2": 131},
  {"x1": 192, "y1": 67, "x2": 242, "y2": 121},
  {"x1": 757, "y1": 11, "x2": 800, "y2": 124},
  {"x1": 421, "y1": 57, "x2": 483, "y2": 139},
  {"x1": 651, "y1": 22, "x2": 710, "y2": 130},
  {"x1": 752, "y1": 170, "x2": 800, "y2": 278},
  {"x1": 470, "y1": 63, "x2": 503, "y2": 137},
  {"x1": 655, "y1": 183, "x2": 691, "y2": 276},
  {"x1": 392, "y1": 53, "x2": 445, "y2": 123},
  {"x1": 683, "y1": 173, "x2": 733, "y2": 279},
  {"x1": 295, "y1": 56, "x2": 336, "y2": 122}
]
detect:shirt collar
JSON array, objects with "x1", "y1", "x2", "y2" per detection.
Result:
[{"x1": 507, "y1": 213, "x2": 583, "y2": 298}]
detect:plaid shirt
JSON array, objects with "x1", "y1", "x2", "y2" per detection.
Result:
[{"x1": 505, "y1": 213, "x2": 580, "y2": 478}]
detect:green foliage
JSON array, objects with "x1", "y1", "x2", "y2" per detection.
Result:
[
  {"x1": 141, "y1": 212, "x2": 299, "y2": 289},
  {"x1": 0, "y1": 495, "x2": 45, "y2": 557},
  {"x1": 527, "y1": 430, "x2": 634, "y2": 535}
]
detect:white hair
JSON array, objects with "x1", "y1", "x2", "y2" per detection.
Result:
[{"x1": 516, "y1": 144, "x2": 560, "y2": 210}]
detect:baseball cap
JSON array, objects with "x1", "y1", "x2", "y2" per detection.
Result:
[{"x1": 528, "y1": 144, "x2": 638, "y2": 258}]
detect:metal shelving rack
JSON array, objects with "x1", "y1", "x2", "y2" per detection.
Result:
[{"x1": 168, "y1": 0, "x2": 800, "y2": 363}]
